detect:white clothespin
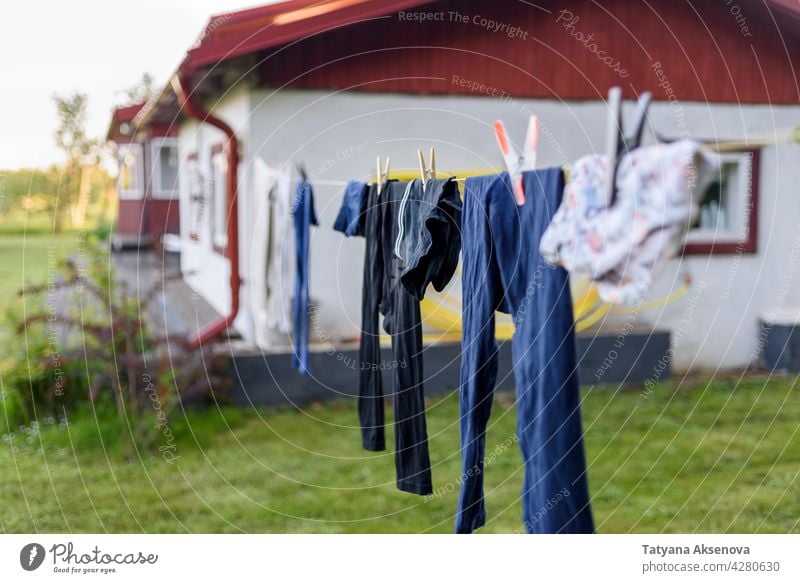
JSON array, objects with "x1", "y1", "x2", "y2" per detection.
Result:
[
  {"x1": 376, "y1": 155, "x2": 390, "y2": 195},
  {"x1": 494, "y1": 115, "x2": 539, "y2": 205},
  {"x1": 417, "y1": 147, "x2": 436, "y2": 187}
]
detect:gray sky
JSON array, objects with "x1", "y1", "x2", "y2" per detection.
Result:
[{"x1": 0, "y1": 0, "x2": 270, "y2": 170}]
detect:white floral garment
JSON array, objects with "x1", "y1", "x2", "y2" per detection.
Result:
[{"x1": 540, "y1": 140, "x2": 720, "y2": 305}]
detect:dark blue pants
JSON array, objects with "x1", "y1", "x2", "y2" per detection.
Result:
[
  {"x1": 292, "y1": 181, "x2": 318, "y2": 375},
  {"x1": 359, "y1": 181, "x2": 432, "y2": 495},
  {"x1": 457, "y1": 169, "x2": 594, "y2": 534}
]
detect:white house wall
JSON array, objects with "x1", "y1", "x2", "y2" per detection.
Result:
[
  {"x1": 177, "y1": 87, "x2": 252, "y2": 340},
  {"x1": 184, "y1": 86, "x2": 800, "y2": 370},
  {"x1": 642, "y1": 105, "x2": 800, "y2": 371}
]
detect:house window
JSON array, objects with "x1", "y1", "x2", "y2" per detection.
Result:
[
  {"x1": 150, "y1": 138, "x2": 180, "y2": 199},
  {"x1": 683, "y1": 149, "x2": 759, "y2": 255},
  {"x1": 210, "y1": 145, "x2": 228, "y2": 253},
  {"x1": 116, "y1": 143, "x2": 144, "y2": 200},
  {"x1": 186, "y1": 153, "x2": 206, "y2": 242}
]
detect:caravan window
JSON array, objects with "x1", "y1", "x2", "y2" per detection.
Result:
[
  {"x1": 116, "y1": 143, "x2": 144, "y2": 200},
  {"x1": 684, "y1": 149, "x2": 759, "y2": 255},
  {"x1": 210, "y1": 145, "x2": 228, "y2": 253}
]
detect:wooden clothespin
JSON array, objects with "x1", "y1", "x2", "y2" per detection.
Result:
[
  {"x1": 376, "y1": 155, "x2": 390, "y2": 195},
  {"x1": 494, "y1": 115, "x2": 539, "y2": 205},
  {"x1": 417, "y1": 147, "x2": 436, "y2": 187}
]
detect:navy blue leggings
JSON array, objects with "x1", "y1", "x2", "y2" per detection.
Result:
[
  {"x1": 457, "y1": 169, "x2": 594, "y2": 534},
  {"x1": 358, "y1": 181, "x2": 432, "y2": 495},
  {"x1": 292, "y1": 181, "x2": 317, "y2": 375}
]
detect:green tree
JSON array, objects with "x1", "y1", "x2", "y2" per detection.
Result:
[
  {"x1": 0, "y1": 167, "x2": 60, "y2": 216},
  {"x1": 52, "y1": 92, "x2": 101, "y2": 231},
  {"x1": 54, "y1": 93, "x2": 93, "y2": 161},
  {"x1": 120, "y1": 72, "x2": 156, "y2": 105}
]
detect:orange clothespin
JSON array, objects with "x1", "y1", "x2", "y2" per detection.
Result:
[{"x1": 494, "y1": 115, "x2": 539, "y2": 205}]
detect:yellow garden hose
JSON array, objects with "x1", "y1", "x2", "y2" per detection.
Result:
[
  {"x1": 419, "y1": 276, "x2": 614, "y2": 339},
  {"x1": 419, "y1": 273, "x2": 692, "y2": 340},
  {"x1": 379, "y1": 170, "x2": 692, "y2": 339}
]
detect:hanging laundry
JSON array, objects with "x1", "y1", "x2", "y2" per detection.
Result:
[
  {"x1": 270, "y1": 168, "x2": 298, "y2": 334},
  {"x1": 333, "y1": 180, "x2": 369, "y2": 237},
  {"x1": 358, "y1": 180, "x2": 433, "y2": 496},
  {"x1": 457, "y1": 169, "x2": 594, "y2": 534},
  {"x1": 358, "y1": 183, "x2": 385, "y2": 449},
  {"x1": 539, "y1": 140, "x2": 720, "y2": 305},
  {"x1": 394, "y1": 177, "x2": 463, "y2": 300},
  {"x1": 292, "y1": 180, "x2": 318, "y2": 374},
  {"x1": 267, "y1": 164, "x2": 297, "y2": 335},
  {"x1": 251, "y1": 159, "x2": 298, "y2": 348}
]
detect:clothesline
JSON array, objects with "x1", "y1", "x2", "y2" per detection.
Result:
[
  {"x1": 311, "y1": 179, "x2": 351, "y2": 186},
  {"x1": 310, "y1": 171, "x2": 509, "y2": 187},
  {"x1": 312, "y1": 177, "x2": 465, "y2": 186},
  {"x1": 311, "y1": 174, "x2": 476, "y2": 187},
  {"x1": 308, "y1": 128, "x2": 798, "y2": 187},
  {"x1": 316, "y1": 169, "x2": 572, "y2": 187}
]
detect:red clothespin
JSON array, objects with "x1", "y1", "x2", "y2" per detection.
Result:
[{"x1": 494, "y1": 115, "x2": 539, "y2": 205}]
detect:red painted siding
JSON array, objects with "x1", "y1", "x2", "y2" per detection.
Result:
[
  {"x1": 148, "y1": 199, "x2": 181, "y2": 237},
  {"x1": 117, "y1": 198, "x2": 179, "y2": 238},
  {"x1": 257, "y1": 0, "x2": 800, "y2": 104},
  {"x1": 117, "y1": 199, "x2": 147, "y2": 235},
  {"x1": 148, "y1": 124, "x2": 179, "y2": 138}
]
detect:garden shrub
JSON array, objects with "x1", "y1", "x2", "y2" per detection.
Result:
[{"x1": 2, "y1": 238, "x2": 230, "y2": 459}]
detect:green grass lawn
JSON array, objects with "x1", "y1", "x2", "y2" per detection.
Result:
[
  {"x1": 1, "y1": 234, "x2": 798, "y2": 533},
  {"x1": 0, "y1": 231, "x2": 87, "y2": 296},
  {"x1": 0, "y1": 213, "x2": 55, "y2": 236},
  {"x1": 0, "y1": 232, "x2": 86, "y2": 342},
  {"x1": 1, "y1": 374, "x2": 798, "y2": 533}
]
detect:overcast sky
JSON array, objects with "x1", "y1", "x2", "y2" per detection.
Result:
[{"x1": 0, "y1": 1, "x2": 272, "y2": 170}]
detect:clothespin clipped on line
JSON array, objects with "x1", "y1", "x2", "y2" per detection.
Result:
[
  {"x1": 494, "y1": 115, "x2": 539, "y2": 206},
  {"x1": 376, "y1": 155, "x2": 390, "y2": 195},
  {"x1": 417, "y1": 147, "x2": 436, "y2": 187},
  {"x1": 603, "y1": 87, "x2": 651, "y2": 206}
]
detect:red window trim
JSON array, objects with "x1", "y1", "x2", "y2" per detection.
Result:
[{"x1": 682, "y1": 147, "x2": 760, "y2": 256}]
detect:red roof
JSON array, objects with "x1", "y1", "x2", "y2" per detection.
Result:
[
  {"x1": 766, "y1": 0, "x2": 800, "y2": 24},
  {"x1": 106, "y1": 102, "x2": 146, "y2": 141},
  {"x1": 114, "y1": 102, "x2": 146, "y2": 122},
  {"x1": 132, "y1": 0, "x2": 800, "y2": 127},
  {"x1": 182, "y1": 0, "x2": 435, "y2": 73},
  {"x1": 181, "y1": 0, "x2": 800, "y2": 73}
]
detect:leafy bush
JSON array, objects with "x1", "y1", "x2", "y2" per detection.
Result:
[
  {"x1": 89, "y1": 220, "x2": 114, "y2": 242},
  {"x1": 2, "y1": 239, "x2": 230, "y2": 459}
]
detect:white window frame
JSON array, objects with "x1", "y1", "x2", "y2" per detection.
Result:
[
  {"x1": 186, "y1": 153, "x2": 207, "y2": 243},
  {"x1": 211, "y1": 147, "x2": 228, "y2": 252},
  {"x1": 149, "y1": 137, "x2": 180, "y2": 200},
  {"x1": 116, "y1": 142, "x2": 145, "y2": 200},
  {"x1": 685, "y1": 150, "x2": 756, "y2": 249}
]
